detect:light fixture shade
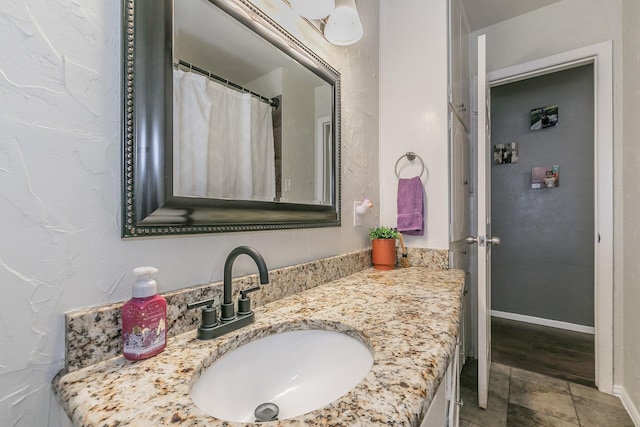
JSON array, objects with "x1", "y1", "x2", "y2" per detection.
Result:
[
  {"x1": 324, "y1": 0, "x2": 363, "y2": 46},
  {"x1": 290, "y1": 0, "x2": 335, "y2": 19}
]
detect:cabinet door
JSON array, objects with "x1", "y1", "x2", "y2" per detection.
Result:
[
  {"x1": 448, "y1": 0, "x2": 470, "y2": 129},
  {"x1": 450, "y1": 112, "x2": 471, "y2": 242},
  {"x1": 421, "y1": 353, "x2": 462, "y2": 427},
  {"x1": 458, "y1": 9, "x2": 470, "y2": 128},
  {"x1": 448, "y1": 0, "x2": 462, "y2": 108},
  {"x1": 421, "y1": 377, "x2": 447, "y2": 426},
  {"x1": 445, "y1": 345, "x2": 461, "y2": 427},
  {"x1": 462, "y1": 271, "x2": 472, "y2": 369}
]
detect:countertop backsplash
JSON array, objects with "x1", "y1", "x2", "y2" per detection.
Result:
[{"x1": 64, "y1": 247, "x2": 448, "y2": 372}]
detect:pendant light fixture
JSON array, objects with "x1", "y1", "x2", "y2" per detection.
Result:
[
  {"x1": 323, "y1": 0, "x2": 363, "y2": 46},
  {"x1": 290, "y1": 0, "x2": 335, "y2": 19}
]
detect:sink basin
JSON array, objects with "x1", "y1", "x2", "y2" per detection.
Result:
[{"x1": 190, "y1": 329, "x2": 374, "y2": 422}]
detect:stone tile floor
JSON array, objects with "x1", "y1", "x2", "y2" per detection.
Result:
[{"x1": 459, "y1": 360, "x2": 635, "y2": 427}]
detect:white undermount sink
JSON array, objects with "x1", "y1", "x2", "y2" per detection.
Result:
[{"x1": 190, "y1": 329, "x2": 374, "y2": 422}]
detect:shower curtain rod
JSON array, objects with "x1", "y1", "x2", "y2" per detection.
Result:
[{"x1": 175, "y1": 59, "x2": 280, "y2": 108}]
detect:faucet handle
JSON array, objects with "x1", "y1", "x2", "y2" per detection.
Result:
[
  {"x1": 240, "y1": 286, "x2": 261, "y2": 298},
  {"x1": 187, "y1": 298, "x2": 219, "y2": 328},
  {"x1": 238, "y1": 286, "x2": 261, "y2": 315}
]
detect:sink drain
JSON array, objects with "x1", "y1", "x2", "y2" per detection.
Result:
[{"x1": 254, "y1": 402, "x2": 279, "y2": 422}]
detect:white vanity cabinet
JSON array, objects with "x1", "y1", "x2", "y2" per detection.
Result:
[
  {"x1": 421, "y1": 376, "x2": 447, "y2": 426},
  {"x1": 420, "y1": 342, "x2": 462, "y2": 427},
  {"x1": 446, "y1": 334, "x2": 463, "y2": 427}
]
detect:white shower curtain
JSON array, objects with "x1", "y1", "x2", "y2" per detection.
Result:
[
  {"x1": 173, "y1": 69, "x2": 276, "y2": 201},
  {"x1": 173, "y1": 69, "x2": 211, "y2": 197},
  {"x1": 249, "y1": 94, "x2": 276, "y2": 201}
]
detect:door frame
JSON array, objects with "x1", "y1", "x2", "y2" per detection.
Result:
[{"x1": 474, "y1": 40, "x2": 614, "y2": 394}]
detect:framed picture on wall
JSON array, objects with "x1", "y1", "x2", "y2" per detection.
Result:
[
  {"x1": 493, "y1": 142, "x2": 519, "y2": 165},
  {"x1": 531, "y1": 165, "x2": 559, "y2": 189},
  {"x1": 530, "y1": 104, "x2": 559, "y2": 131}
]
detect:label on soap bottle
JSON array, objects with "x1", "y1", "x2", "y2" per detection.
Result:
[{"x1": 123, "y1": 299, "x2": 166, "y2": 357}]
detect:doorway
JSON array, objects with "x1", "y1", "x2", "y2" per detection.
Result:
[
  {"x1": 470, "y1": 41, "x2": 614, "y2": 394},
  {"x1": 489, "y1": 63, "x2": 596, "y2": 385}
]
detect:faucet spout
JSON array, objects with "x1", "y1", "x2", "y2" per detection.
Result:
[{"x1": 221, "y1": 246, "x2": 269, "y2": 321}]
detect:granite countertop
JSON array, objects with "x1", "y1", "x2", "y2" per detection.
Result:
[{"x1": 53, "y1": 267, "x2": 464, "y2": 426}]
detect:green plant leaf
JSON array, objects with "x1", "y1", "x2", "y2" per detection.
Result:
[{"x1": 368, "y1": 226, "x2": 400, "y2": 240}]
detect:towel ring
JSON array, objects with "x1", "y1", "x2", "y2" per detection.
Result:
[{"x1": 395, "y1": 152, "x2": 426, "y2": 179}]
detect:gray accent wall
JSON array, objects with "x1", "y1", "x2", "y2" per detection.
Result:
[{"x1": 490, "y1": 64, "x2": 594, "y2": 327}]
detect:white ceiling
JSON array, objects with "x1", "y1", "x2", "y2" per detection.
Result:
[{"x1": 461, "y1": 0, "x2": 563, "y2": 32}]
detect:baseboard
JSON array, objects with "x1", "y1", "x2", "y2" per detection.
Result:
[
  {"x1": 613, "y1": 385, "x2": 640, "y2": 426},
  {"x1": 491, "y1": 310, "x2": 595, "y2": 335}
]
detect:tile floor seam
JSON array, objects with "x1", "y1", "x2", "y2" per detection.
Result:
[
  {"x1": 506, "y1": 368, "x2": 512, "y2": 426},
  {"x1": 567, "y1": 379, "x2": 581, "y2": 426},
  {"x1": 569, "y1": 384, "x2": 583, "y2": 427}
]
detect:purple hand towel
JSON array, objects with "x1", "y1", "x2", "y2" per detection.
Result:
[{"x1": 397, "y1": 176, "x2": 424, "y2": 236}]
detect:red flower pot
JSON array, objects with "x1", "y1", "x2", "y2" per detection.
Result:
[{"x1": 371, "y1": 239, "x2": 397, "y2": 270}]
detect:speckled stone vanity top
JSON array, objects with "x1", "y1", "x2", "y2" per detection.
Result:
[{"x1": 53, "y1": 267, "x2": 464, "y2": 426}]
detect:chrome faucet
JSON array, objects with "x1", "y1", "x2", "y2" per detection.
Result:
[{"x1": 187, "y1": 246, "x2": 270, "y2": 340}]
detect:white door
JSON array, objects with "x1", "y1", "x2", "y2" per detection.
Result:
[{"x1": 468, "y1": 34, "x2": 500, "y2": 409}]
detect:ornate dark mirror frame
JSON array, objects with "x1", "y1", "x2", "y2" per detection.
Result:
[{"x1": 122, "y1": 0, "x2": 341, "y2": 237}]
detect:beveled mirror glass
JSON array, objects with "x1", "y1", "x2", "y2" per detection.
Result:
[{"x1": 122, "y1": 0, "x2": 341, "y2": 237}]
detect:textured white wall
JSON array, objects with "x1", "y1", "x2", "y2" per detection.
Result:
[
  {"x1": 379, "y1": 0, "x2": 450, "y2": 249},
  {"x1": 282, "y1": 66, "x2": 316, "y2": 202},
  {"x1": 472, "y1": 0, "x2": 621, "y2": 71},
  {"x1": 622, "y1": 0, "x2": 640, "y2": 419},
  {"x1": 0, "y1": 0, "x2": 379, "y2": 425}
]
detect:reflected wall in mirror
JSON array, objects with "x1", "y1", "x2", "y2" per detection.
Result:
[{"x1": 122, "y1": 0, "x2": 341, "y2": 237}]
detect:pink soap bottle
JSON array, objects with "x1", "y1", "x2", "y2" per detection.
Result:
[{"x1": 122, "y1": 267, "x2": 167, "y2": 361}]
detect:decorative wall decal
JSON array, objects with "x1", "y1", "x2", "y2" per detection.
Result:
[
  {"x1": 493, "y1": 142, "x2": 519, "y2": 164},
  {"x1": 530, "y1": 104, "x2": 558, "y2": 131},
  {"x1": 531, "y1": 165, "x2": 559, "y2": 189}
]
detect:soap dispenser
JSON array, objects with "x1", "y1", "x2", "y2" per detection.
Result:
[{"x1": 122, "y1": 267, "x2": 167, "y2": 361}]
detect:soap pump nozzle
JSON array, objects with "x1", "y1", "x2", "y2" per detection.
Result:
[{"x1": 132, "y1": 266, "x2": 159, "y2": 298}]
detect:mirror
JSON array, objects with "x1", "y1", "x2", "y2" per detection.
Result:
[{"x1": 122, "y1": 0, "x2": 341, "y2": 237}]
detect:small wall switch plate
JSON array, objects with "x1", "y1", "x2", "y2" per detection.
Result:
[{"x1": 354, "y1": 202, "x2": 362, "y2": 227}]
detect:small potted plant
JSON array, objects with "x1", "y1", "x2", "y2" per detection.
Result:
[{"x1": 369, "y1": 226, "x2": 400, "y2": 270}]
